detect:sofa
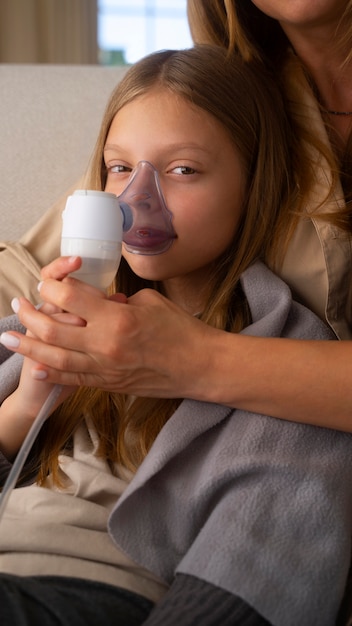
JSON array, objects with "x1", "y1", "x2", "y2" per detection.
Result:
[
  {"x1": 0, "y1": 63, "x2": 128, "y2": 316},
  {"x1": 0, "y1": 63, "x2": 128, "y2": 242}
]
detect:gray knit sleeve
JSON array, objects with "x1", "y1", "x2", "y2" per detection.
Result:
[{"x1": 0, "y1": 314, "x2": 25, "y2": 404}]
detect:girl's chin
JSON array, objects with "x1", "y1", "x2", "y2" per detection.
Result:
[{"x1": 122, "y1": 255, "x2": 168, "y2": 282}]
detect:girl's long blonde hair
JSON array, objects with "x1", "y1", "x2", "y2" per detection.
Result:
[
  {"x1": 36, "y1": 45, "x2": 300, "y2": 483},
  {"x1": 187, "y1": 0, "x2": 352, "y2": 230}
]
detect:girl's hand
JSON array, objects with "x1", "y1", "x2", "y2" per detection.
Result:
[
  {"x1": 6, "y1": 256, "x2": 90, "y2": 411},
  {"x1": 40, "y1": 255, "x2": 83, "y2": 282},
  {"x1": 0, "y1": 310, "x2": 80, "y2": 459},
  {"x1": 0, "y1": 257, "x2": 91, "y2": 457}
]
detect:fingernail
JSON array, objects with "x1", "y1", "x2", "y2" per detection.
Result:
[
  {"x1": 11, "y1": 297, "x2": 20, "y2": 314},
  {"x1": 32, "y1": 369, "x2": 48, "y2": 380},
  {"x1": 0, "y1": 332, "x2": 20, "y2": 349},
  {"x1": 37, "y1": 281, "x2": 43, "y2": 292}
]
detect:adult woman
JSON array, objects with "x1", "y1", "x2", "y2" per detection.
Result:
[
  {"x1": 184, "y1": 1, "x2": 352, "y2": 421},
  {"x1": 187, "y1": 1, "x2": 352, "y2": 335}
]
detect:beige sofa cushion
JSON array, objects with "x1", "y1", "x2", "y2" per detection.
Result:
[{"x1": 0, "y1": 63, "x2": 127, "y2": 241}]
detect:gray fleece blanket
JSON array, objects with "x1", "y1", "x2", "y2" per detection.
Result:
[
  {"x1": 1, "y1": 261, "x2": 351, "y2": 626},
  {"x1": 0, "y1": 314, "x2": 24, "y2": 403},
  {"x1": 108, "y1": 262, "x2": 352, "y2": 626}
]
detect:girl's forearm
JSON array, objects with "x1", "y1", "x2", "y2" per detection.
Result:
[
  {"x1": 0, "y1": 393, "x2": 36, "y2": 460},
  {"x1": 199, "y1": 332, "x2": 351, "y2": 431}
]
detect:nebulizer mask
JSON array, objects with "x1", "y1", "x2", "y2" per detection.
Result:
[
  {"x1": 119, "y1": 159, "x2": 176, "y2": 256},
  {"x1": 0, "y1": 161, "x2": 175, "y2": 521}
]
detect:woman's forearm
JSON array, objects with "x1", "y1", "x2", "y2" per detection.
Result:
[
  {"x1": 201, "y1": 331, "x2": 351, "y2": 431},
  {"x1": 1, "y1": 270, "x2": 351, "y2": 432}
]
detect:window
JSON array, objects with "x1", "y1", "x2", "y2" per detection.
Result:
[{"x1": 98, "y1": 0, "x2": 193, "y2": 65}]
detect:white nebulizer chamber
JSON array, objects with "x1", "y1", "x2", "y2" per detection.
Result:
[{"x1": 61, "y1": 190, "x2": 123, "y2": 290}]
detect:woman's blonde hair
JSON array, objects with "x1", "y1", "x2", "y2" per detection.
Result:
[
  {"x1": 36, "y1": 45, "x2": 300, "y2": 482},
  {"x1": 187, "y1": 0, "x2": 352, "y2": 229}
]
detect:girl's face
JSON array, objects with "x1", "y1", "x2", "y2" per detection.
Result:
[
  {"x1": 104, "y1": 88, "x2": 245, "y2": 312},
  {"x1": 250, "y1": 0, "x2": 349, "y2": 28}
]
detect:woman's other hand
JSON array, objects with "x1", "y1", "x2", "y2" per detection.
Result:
[{"x1": 0, "y1": 260, "x2": 212, "y2": 399}]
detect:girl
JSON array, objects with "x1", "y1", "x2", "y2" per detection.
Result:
[{"x1": 1, "y1": 46, "x2": 352, "y2": 626}]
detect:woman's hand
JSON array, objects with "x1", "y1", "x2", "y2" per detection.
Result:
[{"x1": 0, "y1": 257, "x2": 214, "y2": 399}]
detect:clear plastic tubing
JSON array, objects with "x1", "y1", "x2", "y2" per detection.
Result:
[{"x1": 0, "y1": 383, "x2": 63, "y2": 522}]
